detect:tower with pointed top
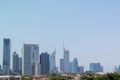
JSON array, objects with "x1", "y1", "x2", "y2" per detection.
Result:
[
  {"x1": 63, "y1": 44, "x2": 70, "y2": 73},
  {"x1": 50, "y1": 49, "x2": 56, "y2": 73}
]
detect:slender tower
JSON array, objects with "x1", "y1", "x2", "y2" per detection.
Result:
[{"x1": 3, "y1": 38, "x2": 11, "y2": 75}]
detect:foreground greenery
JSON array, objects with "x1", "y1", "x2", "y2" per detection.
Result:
[
  {"x1": 21, "y1": 73, "x2": 120, "y2": 80},
  {"x1": 81, "y1": 73, "x2": 120, "y2": 80}
]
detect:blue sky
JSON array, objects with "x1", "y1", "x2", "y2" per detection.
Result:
[{"x1": 0, "y1": 0, "x2": 120, "y2": 72}]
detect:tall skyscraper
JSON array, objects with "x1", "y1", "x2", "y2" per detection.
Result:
[
  {"x1": 3, "y1": 38, "x2": 11, "y2": 75},
  {"x1": 22, "y1": 44, "x2": 40, "y2": 75},
  {"x1": 40, "y1": 52, "x2": 50, "y2": 75},
  {"x1": 60, "y1": 59, "x2": 64, "y2": 73},
  {"x1": 0, "y1": 65, "x2": 1, "y2": 70},
  {"x1": 50, "y1": 49, "x2": 56, "y2": 73},
  {"x1": 78, "y1": 66, "x2": 84, "y2": 74},
  {"x1": 13, "y1": 51, "x2": 19, "y2": 73},
  {"x1": 63, "y1": 46, "x2": 70, "y2": 73},
  {"x1": 18, "y1": 57, "x2": 22, "y2": 74},
  {"x1": 72, "y1": 58, "x2": 78, "y2": 74},
  {"x1": 69, "y1": 62, "x2": 72, "y2": 73},
  {"x1": 90, "y1": 63, "x2": 103, "y2": 73}
]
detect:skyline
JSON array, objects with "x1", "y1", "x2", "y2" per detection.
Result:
[{"x1": 0, "y1": 0, "x2": 120, "y2": 72}]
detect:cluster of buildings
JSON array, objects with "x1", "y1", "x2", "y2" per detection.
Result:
[
  {"x1": 60, "y1": 46, "x2": 84, "y2": 74},
  {"x1": 1, "y1": 38, "x2": 120, "y2": 76},
  {"x1": 1, "y1": 38, "x2": 57, "y2": 75}
]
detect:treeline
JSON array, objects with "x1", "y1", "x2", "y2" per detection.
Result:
[
  {"x1": 81, "y1": 73, "x2": 120, "y2": 80},
  {"x1": 21, "y1": 73, "x2": 120, "y2": 80},
  {"x1": 49, "y1": 73, "x2": 120, "y2": 80}
]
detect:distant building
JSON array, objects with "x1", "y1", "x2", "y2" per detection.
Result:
[
  {"x1": 22, "y1": 44, "x2": 40, "y2": 75},
  {"x1": 90, "y1": 63, "x2": 103, "y2": 73},
  {"x1": 78, "y1": 66, "x2": 84, "y2": 74},
  {"x1": 40, "y1": 52, "x2": 50, "y2": 75},
  {"x1": 69, "y1": 62, "x2": 72, "y2": 73},
  {"x1": 72, "y1": 58, "x2": 78, "y2": 74},
  {"x1": 0, "y1": 65, "x2": 1, "y2": 70},
  {"x1": 3, "y1": 38, "x2": 11, "y2": 75},
  {"x1": 0, "y1": 65, "x2": 2, "y2": 75},
  {"x1": 50, "y1": 49, "x2": 56, "y2": 73},
  {"x1": 18, "y1": 57, "x2": 22, "y2": 74},
  {"x1": 114, "y1": 65, "x2": 120, "y2": 73},
  {"x1": 63, "y1": 47, "x2": 70, "y2": 73},
  {"x1": 60, "y1": 59, "x2": 64, "y2": 73},
  {"x1": 13, "y1": 51, "x2": 19, "y2": 73}
]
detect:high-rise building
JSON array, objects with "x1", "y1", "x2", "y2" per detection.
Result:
[
  {"x1": 0, "y1": 65, "x2": 1, "y2": 70},
  {"x1": 22, "y1": 44, "x2": 40, "y2": 75},
  {"x1": 3, "y1": 38, "x2": 11, "y2": 75},
  {"x1": 78, "y1": 66, "x2": 84, "y2": 74},
  {"x1": 50, "y1": 49, "x2": 56, "y2": 73},
  {"x1": 18, "y1": 57, "x2": 22, "y2": 74},
  {"x1": 40, "y1": 52, "x2": 50, "y2": 75},
  {"x1": 72, "y1": 58, "x2": 78, "y2": 74},
  {"x1": 69, "y1": 62, "x2": 72, "y2": 73},
  {"x1": 63, "y1": 47, "x2": 70, "y2": 73},
  {"x1": 114, "y1": 65, "x2": 120, "y2": 73},
  {"x1": 13, "y1": 51, "x2": 19, "y2": 73},
  {"x1": 90, "y1": 63, "x2": 103, "y2": 73},
  {"x1": 60, "y1": 59, "x2": 64, "y2": 73}
]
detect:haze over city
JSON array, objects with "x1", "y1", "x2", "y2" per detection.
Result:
[{"x1": 0, "y1": 0, "x2": 120, "y2": 73}]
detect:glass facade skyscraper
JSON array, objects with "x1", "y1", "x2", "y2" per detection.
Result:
[
  {"x1": 50, "y1": 49, "x2": 56, "y2": 73},
  {"x1": 22, "y1": 44, "x2": 40, "y2": 75},
  {"x1": 3, "y1": 38, "x2": 11, "y2": 75},
  {"x1": 63, "y1": 49, "x2": 70, "y2": 73},
  {"x1": 40, "y1": 52, "x2": 50, "y2": 75},
  {"x1": 90, "y1": 63, "x2": 103, "y2": 73},
  {"x1": 72, "y1": 58, "x2": 78, "y2": 74},
  {"x1": 13, "y1": 51, "x2": 19, "y2": 73}
]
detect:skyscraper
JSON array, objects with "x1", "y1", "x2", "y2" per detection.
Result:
[
  {"x1": 22, "y1": 44, "x2": 40, "y2": 75},
  {"x1": 13, "y1": 51, "x2": 19, "y2": 73},
  {"x1": 72, "y1": 58, "x2": 78, "y2": 74},
  {"x1": 3, "y1": 38, "x2": 11, "y2": 75},
  {"x1": 50, "y1": 49, "x2": 56, "y2": 73},
  {"x1": 90, "y1": 63, "x2": 103, "y2": 73},
  {"x1": 78, "y1": 66, "x2": 84, "y2": 74},
  {"x1": 114, "y1": 65, "x2": 120, "y2": 73},
  {"x1": 69, "y1": 62, "x2": 72, "y2": 73},
  {"x1": 63, "y1": 47, "x2": 70, "y2": 73},
  {"x1": 40, "y1": 52, "x2": 50, "y2": 75},
  {"x1": 18, "y1": 57, "x2": 22, "y2": 74},
  {"x1": 60, "y1": 59, "x2": 64, "y2": 73}
]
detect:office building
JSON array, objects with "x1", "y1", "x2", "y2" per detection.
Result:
[
  {"x1": 13, "y1": 51, "x2": 19, "y2": 73},
  {"x1": 22, "y1": 44, "x2": 40, "y2": 75},
  {"x1": 72, "y1": 58, "x2": 78, "y2": 74},
  {"x1": 114, "y1": 65, "x2": 120, "y2": 73},
  {"x1": 40, "y1": 52, "x2": 50, "y2": 75},
  {"x1": 63, "y1": 47, "x2": 70, "y2": 73},
  {"x1": 50, "y1": 49, "x2": 56, "y2": 73},
  {"x1": 78, "y1": 66, "x2": 84, "y2": 74},
  {"x1": 60, "y1": 59, "x2": 64, "y2": 73},
  {"x1": 69, "y1": 62, "x2": 72, "y2": 73},
  {"x1": 18, "y1": 57, "x2": 22, "y2": 74},
  {"x1": 90, "y1": 63, "x2": 103, "y2": 73},
  {"x1": 3, "y1": 38, "x2": 11, "y2": 75}
]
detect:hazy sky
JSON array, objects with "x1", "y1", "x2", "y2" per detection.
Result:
[{"x1": 0, "y1": 0, "x2": 120, "y2": 72}]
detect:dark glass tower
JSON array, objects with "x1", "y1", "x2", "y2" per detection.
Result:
[
  {"x1": 13, "y1": 51, "x2": 19, "y2": 73},
  {"x1": 3, "y1": 38, "x2": 11, "y2": 75},
  {"x1": 40, "y1": 52, "x2": 50, "y2": 75}
]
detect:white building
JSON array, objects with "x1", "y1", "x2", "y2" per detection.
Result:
[{"x1": 50, "y1": 49, "x2": 56, "y2": 73}]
